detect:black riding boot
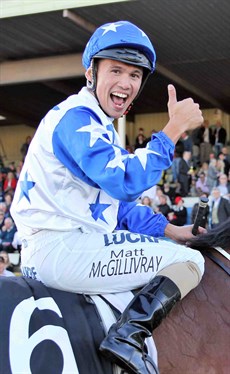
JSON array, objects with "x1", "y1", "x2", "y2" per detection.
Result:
[{"x1": 99, "y1": 276, "x2": 181, "y2": 374}]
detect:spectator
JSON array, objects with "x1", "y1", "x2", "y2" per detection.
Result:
[
  {"x1": 180, "y1": 131, "x2": 193, "y2": 153},
  {"x1": 175, "y1": 138, "x2": 185, "y2": 158},
  {"x1": 152, "y1": 185, "x2": 171, "y2": 209},
  {"x1": 216, "y1": 157, "x2": 225, "y2": 176},
  {"x1": 213, "y1": 121, "x2": 227, "y2": 157},
  {"x1": 206, "y1": 158, "x2": 218, "y2": 193},
  {"x1": 208, "y1": 152, "x2": 216, "y2": 162},
  {"x1": 134, "y1": 133, "x2": 146, "y2": 149},
  {"x1": 0, "y1": 217, "x2": 17, "y2": 252},
  {"x1": 0, "y1": 210, "x2": 5, "y2": 230},
  {"x1": 198, "y1": 119, "x2": 215, "y2": 164},
  {"x1": 4, "y1": 192, "x2": 13, "y2": 217},
  {"x1": 171, "y1": 150, "x2": 182, "y2": 183},
  {"x1": 126, "y1": 145, "x2": 134, "y2": 154},
  {"x1": 216, "y1": 173, "x2": 230, "y2": 199},
  {"x1": 191, "y1": 127, "x2": 201, "y2": 167},
  {"x1": 210, "y1": 187, "x2": 230, "y2": 228},
  {"x1": 0, "y1": 255, "x2": 15, "y2": 277},
  {"x1": 3, "y1": 171, "x2": 17, "y2": 193},
  {"x1": 199, "y1": 161, "x2": 209, "y2": 177},
  {"x1": 162, "y1": 182, "x2": 176, "y2": 203},
  {"x1": 221, "y1": 146, "x2": 230, "y2": 165},
  {"x1": 195, "y1": 172, "x2": 210, "y2": 195},
  {"x1": 0, "y1": 202, "x2": 9, "y2": 219},
  {"x1": 155, "y1": 194, "x2": 171, "y2": 217},
  {"x1": 6, "y1": 162, "x2": 16, "y2": 174},
  {"x1": 135, "y1": 127, "x2": 146, "y2": 145},
  {"x1": 164, "y1": 166, "x2": 174, "y2": 184},
  {"x1": 168, "y1": 196, "x2": 187, "y2": 226},
  {"x1": 20, "y1": 135, "x2": 32, "y2": 161},
  {"x1": 218, "y1": 152, "x2": 230, "y2": 176},
  {"x1": 0, "y1": 250, "x2": 14, "y2": 272},
  {"x1": 15, "y1": 161, "x2": 23, "y2": 179},
  {"x1": 189, "y1": 178, "x2": 198, "y2": 197},
  {"x1": 178, "y1": 151, "x2": 192, "y2": 196},
  {"x1": 141, "y1": 195, "x2": 153, "y2": 209}
]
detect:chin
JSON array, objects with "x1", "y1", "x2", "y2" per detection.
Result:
[
  {"x1": 103, "y1": 107, "x2": 125, "y2": 119},
  {"x1": 114, "y1": 112, "x2": 125, "y2": 119}
]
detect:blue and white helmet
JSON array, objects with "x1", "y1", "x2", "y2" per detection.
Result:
[{"x1": 82, "y1": 21, "x2": 156, "y2": 73}]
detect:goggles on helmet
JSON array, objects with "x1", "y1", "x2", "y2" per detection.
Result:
[{"x1": 93, "y1": 48, "x2": 152, "y2": 72}]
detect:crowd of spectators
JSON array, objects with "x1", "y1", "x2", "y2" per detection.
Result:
[
  {"x1": 0, "y1": 158, "x2": 23, "y2": 275},
  {"x1": 135, "y1": 120, "x2": 230, "y2": 229}
]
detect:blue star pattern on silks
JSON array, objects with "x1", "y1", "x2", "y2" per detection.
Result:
[
  {"x1": 76, "y1": 116, "x2": 114, "y2": 147},
  {"x1": 89, "y1": 192, "x2": 111, "y2": 223},
  {"x1": 19, "y1": 171, "x2": 35, "y2": 203}
]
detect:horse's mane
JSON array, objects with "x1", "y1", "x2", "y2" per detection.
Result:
[{"x1": 187, "y1": 217, "x2": 230, "y2": 251}]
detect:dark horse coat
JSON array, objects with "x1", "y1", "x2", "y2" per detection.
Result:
[{"x1": 154, "y1": 248, "x2": 230, "y2": 374}]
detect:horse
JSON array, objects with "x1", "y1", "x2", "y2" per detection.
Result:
[
  {"x1": 1, "y1": 221, "x2": 229, "y2": 373},
  {"x1": 154, "y1": 247, "x2": 230, "y2": 374},
  {"x1": 153, "y1": 219, "x2": 230, "y2": 374}
]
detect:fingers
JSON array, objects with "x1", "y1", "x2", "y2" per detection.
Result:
[
  {"x1": 167, "y1": 84, "x2": 177, "y2": 108},
  {"x1": 198, "y1": 226, "x2": 207, "y2": 234}
]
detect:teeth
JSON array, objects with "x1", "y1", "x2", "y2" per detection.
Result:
[{"x1": 112, "y1": 92, "x2": 127, "y2": 98}]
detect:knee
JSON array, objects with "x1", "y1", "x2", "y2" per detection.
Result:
[{"x1": 190, "y1": 250, "x2": 205, "y2": 279}]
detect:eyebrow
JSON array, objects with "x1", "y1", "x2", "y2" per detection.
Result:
[{"x1": 110, "y1": 63, "x2": 143, "y2": 73}]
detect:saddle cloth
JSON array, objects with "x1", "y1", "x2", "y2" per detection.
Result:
[{"x1": 0, "y1": 276, "x2": 114, "y2": 374}]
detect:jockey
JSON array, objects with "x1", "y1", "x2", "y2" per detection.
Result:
[{"x1": 11, "y1": 21, "x2": 205, "y2": 374}]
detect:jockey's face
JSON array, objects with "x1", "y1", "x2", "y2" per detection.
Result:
[{"x1": 86, "y1": 59, "x2": 143, "y2": 118}]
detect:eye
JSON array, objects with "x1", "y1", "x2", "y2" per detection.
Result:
[
  {"x1": 111, "y1": 68, "x2": 121, "y2": 74},
  {"x1": 131, "y1": 72, "x2": 142, "y2": 80}
]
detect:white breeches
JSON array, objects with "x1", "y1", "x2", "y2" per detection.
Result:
[{"x1": 20, "y1": 229, "x2": 204, "y2": 294}]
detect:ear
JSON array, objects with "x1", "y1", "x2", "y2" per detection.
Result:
[{"x1": 85, "y1": 67, "x2": 92, "y2": 81}]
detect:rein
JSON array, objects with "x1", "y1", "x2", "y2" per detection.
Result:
[{"x1": 203, "y1": 247, "x2": 230, "y2": 276}]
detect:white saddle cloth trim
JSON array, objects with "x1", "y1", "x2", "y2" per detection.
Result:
[{"x1": 214, "y1": 247, "x2": 230, "y2": 261}]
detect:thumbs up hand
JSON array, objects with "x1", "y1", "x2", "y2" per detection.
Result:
[
  {"x1": 167, "y1": 84, "x2": 178, "y2": 118},
  {"x1": 164, "y1": 84, "x2": 204, "y2": 143}
]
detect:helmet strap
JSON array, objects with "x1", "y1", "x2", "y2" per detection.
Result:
[
  {"x1": 135, "y1": 70, "x2": 151, "y2": 100},
  {"x1": 124, "y1": 102, "x2": 134, "y2": 116}
]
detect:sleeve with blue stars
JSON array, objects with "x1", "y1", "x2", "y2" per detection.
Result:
[{"x1": 52, "y1": 100, "x2": 174, "y2": 202}]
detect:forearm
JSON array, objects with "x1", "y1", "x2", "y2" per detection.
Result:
[
  {"x1": 164, "y1": 222, "x2": 206, "y2": 244},
  {"x1": 162, "y1": 119, "x2": 182, "y2": 144}
]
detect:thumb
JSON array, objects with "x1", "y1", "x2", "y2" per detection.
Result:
[{"x1": 167, "y1": 84, "x2": 177, "y2": 108}]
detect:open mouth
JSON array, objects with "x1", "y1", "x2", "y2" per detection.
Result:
[{"x1": 110, "y1": 92, "x2": 128, "y2": 108}]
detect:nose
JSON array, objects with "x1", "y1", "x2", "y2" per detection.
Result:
[{"x1": 118, "y1": 74, "x2": 131, "y2": 90}]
